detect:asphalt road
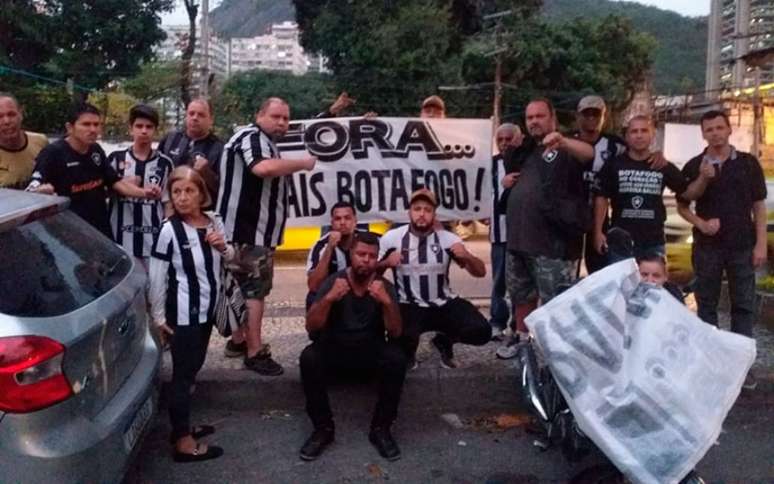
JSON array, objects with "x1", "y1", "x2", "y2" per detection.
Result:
[{"x1": 124, "y1": 237, "x2": 774, "y2": 484}]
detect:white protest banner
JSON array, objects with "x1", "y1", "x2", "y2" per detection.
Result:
[
  {"x1": 525, "y1": 260, "x2": 756, "y2": 484},
  {"x1": 277, "y1": 117, "x2": 492, "y2": 226}
]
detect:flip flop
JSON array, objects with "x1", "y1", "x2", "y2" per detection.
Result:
[
  {"x1": 169, "y1": 424, "x2": 216, "y2": 444},
  {"x1": 173, "y1": 442, "x2": 224, "y2": 463}
]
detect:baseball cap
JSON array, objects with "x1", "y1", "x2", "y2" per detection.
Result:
[
  {"x1": 409, "y1": 188, "x2": 438, "y2": 207},
  {"x1": 577, "y1": 95, "x2": 606, "y2": 113},
  {"x1": 421, "y1": 95, "x2": 446, "y2": 111}
]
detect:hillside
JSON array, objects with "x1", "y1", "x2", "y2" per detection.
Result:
[
  {"x1": 542, "y1": 0, "x2": 707, "y2": 94},
  {"x1": 210, "y1": 0, "x2": 707, "y2": 94}
]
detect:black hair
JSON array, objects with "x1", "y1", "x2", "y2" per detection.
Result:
[
  {"x1": 129, "y1": 104, "x2": 160, "y2": 127},
  {"x1": 636, "y1": 253, "x2": 667, "y2": 269},
  {"x1": 700, "y1": 110, "x2": 730, "y2": 129},
  {"x1": 330, "y1": 200, "x2": 356, "y2": 216},
  {"x1": 352, "y1": 231, "x2": 380, "y2": 248},
  {"x1": 67, "y1": 103, "x2": 101, "y2": 124}
]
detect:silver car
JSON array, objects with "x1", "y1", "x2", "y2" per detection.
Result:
[{"x1": 0, "y1": 189, "x2": 160, "y2": 483}]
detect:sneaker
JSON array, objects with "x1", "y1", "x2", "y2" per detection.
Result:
[
  {"x1": 299, "y1": 426, "x2": 334, "y2": 461},
  {"x1": 496, "y1": 334, "x2": 521, "y2": 360},
  {"x1": 431, "y1": 334, "x2": 457, "y2": 369},
  {"x1": 244, "y1": 345, "x2": 284, "y2": 376},
  {"x1": 224, "y1": 340, "x2": 247, "y2": 358},
  {"x1": 743, "y1": 372, "x2": 758, "y2": 390},
  {"x1": 369, "y1": 426, "x2": 401, "y2": 461}
]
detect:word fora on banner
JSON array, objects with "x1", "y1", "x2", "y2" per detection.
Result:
[{"x1": 277, "y1": 117, "x2": 492, "y2": 224}]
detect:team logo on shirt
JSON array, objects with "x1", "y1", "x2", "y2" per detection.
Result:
[
  {"x1": 543, "y1": 150, "x2": 558, "y2": 163},
  {"x1": 601, "y1": 150, "x2": 611, "y2": 161},
  {"x1": 431, "y1": 244, "x2": 441, "y2": 254},
  {"x1": 91, "y1": 152, "x2": 102, "y2": 166},
  {"x1": 148, "y1": 175, "x2": 161, "y2": 185},
  {"x1": 632, "y1": 196, "x2": 644, "y2": 209}
]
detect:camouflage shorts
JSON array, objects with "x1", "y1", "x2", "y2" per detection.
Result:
[
  {"x1": 506, "y1": 251, "x2": 578, "y2": 305},
  {"x1": 225, "y1": 244, "x2": 274, "y2": 300}
]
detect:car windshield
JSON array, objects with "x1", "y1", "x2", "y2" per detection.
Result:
[{"x1": 0, "y1": 211, "x2": 131, "y2": 317}]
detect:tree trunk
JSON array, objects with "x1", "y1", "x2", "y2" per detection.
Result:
[{"x1": 180, "y1": 1, "x2": 199, "y2": 109}]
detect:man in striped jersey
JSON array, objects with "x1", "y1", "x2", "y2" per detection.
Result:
[
  {"x1": 217, "y1": 97, "x2": 317, "y2": 375},
  {"x1": 379, "y1": 188, "x2": 491, "y2": 369},
  {"x1": 306, "y1": 201, "x2": 359, "y2": 308},
  {"x1": 489, "y1": 123, "x2": 523, "y2": 341},
  {"x1": 158, "y1": 98, "x2": 222, "y2": 205},
  {"x1": 108, "y1": 104, "x2": 174, "y2": 267}
]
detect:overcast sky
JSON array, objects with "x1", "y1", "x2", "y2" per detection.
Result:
[{"x1": 161, "y1": 0, "x2": 710, "y2": 26}]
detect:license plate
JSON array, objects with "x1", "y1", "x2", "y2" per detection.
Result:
[{"x1": 123, "y1": 395, "x2": 153, "y2": 452}]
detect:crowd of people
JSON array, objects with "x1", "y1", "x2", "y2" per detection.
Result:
[{"x1": 0, "y1": 88, "x2": 767, "y2": 464}]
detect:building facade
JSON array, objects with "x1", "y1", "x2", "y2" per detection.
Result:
[{"x1": 706, "y1": 0, "x2": 774, "y2": 95}]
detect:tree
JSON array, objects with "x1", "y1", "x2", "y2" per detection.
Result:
[
  {"x1": 180, "y1": 0, "x2": 200, "y2": 107},
  {"x1": 216, "y1": 70, "x2": 334, "y2": 135},
  {"x1": 293, "y1": 0, "x2": 480, "y2": 116},
  {"x1": 0, "y1": 0, "x2": 174, "y2": 97},
  {"x1": 123, "y1": 61, "x2": 182, "y2": 103}
]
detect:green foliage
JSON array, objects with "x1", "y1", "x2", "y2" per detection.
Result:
[
  {"x1": 758, "y1": 275, "x2": 774, "y2": 293},
  {"x1": 216, "y1": 70, "x2": 335, "y2": 134},
  {"x1": 88, "y1": 91, "x2": 140, "y2": 138},
  {"x1": 0, "y1": 81, "x2": 72, "y2": 134},
  {"x1": 542, "y1": 0, "x2": 707, "y2": 94},
  {"x1": 122, "y1": 61, "x2": 182, "y2": 103}
]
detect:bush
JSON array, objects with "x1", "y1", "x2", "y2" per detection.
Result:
[{"x1": 758, "y1": 275, "x2": 774, "y2": 293}]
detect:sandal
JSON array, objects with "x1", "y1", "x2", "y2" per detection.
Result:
[
  {"x1": 173, "y1": 442, "x2": 224, "y2": 463},
  {"x1": 169, "y1": 424, "x2": 216, "y2": 444}
]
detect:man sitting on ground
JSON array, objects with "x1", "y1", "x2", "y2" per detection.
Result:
[{"x1": 300, "y1": 232, "x2": 405, "y2": 462}]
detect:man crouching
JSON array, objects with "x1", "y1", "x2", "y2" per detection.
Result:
[{"x1": 300, "y1": 231, "x2": 406, "y2": 461}]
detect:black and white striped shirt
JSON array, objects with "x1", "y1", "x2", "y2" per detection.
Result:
[
  {"x1": 306, "y1": 232, "x2": 352, "y2": 275},
  {"x1": 490, "y1": 153, "x2": 508, "y2": 244},
  {"x1": 576, "y1": 133, "x2": 627, "y2": 203},
  {"x1": 149, "y1": 212, "x2": 228, "y2": 327},
  {"x1": 217, "y1": 124, "x2": 289, "y2": 248},
  {"x1": 379, "y1": 225, "x2": 461, "y2": 307},
  {"x1": 108, "y1": 149, "x2": 173, "y2": 258}
]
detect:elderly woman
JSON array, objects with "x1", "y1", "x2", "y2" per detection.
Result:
[{"x1": 149, "y1": 166, "x2": 233, "y2": 462}]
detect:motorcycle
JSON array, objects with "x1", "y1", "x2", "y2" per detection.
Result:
[{"x1": 516, "y1": 228, "x2": 704, "y2": 484}]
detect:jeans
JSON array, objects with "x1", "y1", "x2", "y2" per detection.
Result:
[
  {"x1": 489, "y1": 243, "x2": 510, "y2": 330},
  {"x1": 299, "y1": 340, "x2": 407, "y2": 429},
  {"x1": 398, "y1": 298, "x2": 491, "y2": 359},
  {"x1": 169, "y1": 322, "x2": 213, "y2": 440},
  {"x1": 692, "y1": 244, "x2": 757, "y2": 337}
]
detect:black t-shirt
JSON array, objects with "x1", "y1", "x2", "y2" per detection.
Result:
[
  {"x1": 158, "y1": 130, "x2": 223, "y2": 204},
  {"x1": 595, "y1": 154, "x2": 687, "y2": 246},
  {"x1": 29, "y1": 139, "x2": 118, "y2": 238},
  {"x1": 504, "y1": 137, "x2": 585, "y2": 260},
  {"x1": 680, "y1": 148, "x2": 767, "y2": 250},
  {"x1": 312, "y1": 270, "x2": 397, "y2": 347}
]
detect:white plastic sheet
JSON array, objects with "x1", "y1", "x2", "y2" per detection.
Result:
[{"x1": 525, "y1": 259, "x2": 756, "y2": 484}]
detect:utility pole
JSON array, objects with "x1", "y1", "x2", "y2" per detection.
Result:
[
  {"x1": 200, "y1": 0, "x2": 210, "y2": 97},
  {"x1": 483, "y1": 10, "x2": 512, "y2": 131}
]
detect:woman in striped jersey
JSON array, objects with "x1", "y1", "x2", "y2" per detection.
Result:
[{"x1": 149, "y1": 166, "x2": 234, "y2": 462}]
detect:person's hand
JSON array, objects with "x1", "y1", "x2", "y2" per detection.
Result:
[
  {"x1": 753, "y1": 242, "x2": 768, "y2": 268},
  {"x1": 368, "y1": 279, "x2": 391, "y2": 305},
  {"x1": 329, "y1": 92, "x2": 355, "y2": 116},
  {"x1": 302, "y1": 156, "x2": 317, "y2": 171},
  {"x1": 449, "y1": 242, "x2": 468, "y2": 260},
  {"x1": 32, "y1": 183, "x2": 56, "y2": 195},
  {"x1": 205, "y1": 229, "x2": 227, "y2": 252},
  {"x1": 502, "y1": 172, "x2": 520, "y2": 188},
  {"x1": 594, "y1": 232, "x2": 608, "y2": 255},
  {"x1": 325, "y1": 277, "x2": 351, "y2": 302},
  {"x1": 542, "y1": 131, "x2": 564, "y2": 154},
  {"x1": 697, "y1": 218, "x2": 720, "y2": 236},
  {"x1": 648, "y1": 151, "x2": 668, "y2": 170},
  {"x1": 699, "y1": 160, "x2": 716, "y2": 181},
  {"x1": 327, "y1": 230, "x2": 342, "y2": 248},
  {"x1": 156, "y1": 321, "x2": 174, "y2": 346},
  {"x1": 143, "y1": 184, "x2": 162, "y2": 200},
  {"x1": 363, "y1": 111, "x2": 379, "y2": 118},
  {"x1": 193, "y1": 155, "x2": 209, "y2": 171},
  {"x1": 383, "y1": 249, "x2": 401, "y2": 268}
]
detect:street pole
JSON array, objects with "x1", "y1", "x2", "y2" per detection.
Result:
[
  {"x1": 493, "y1": 54, "x2": 502, "y2": 129},
  {"x1": 753, "y1": 66, "x2": 761, "y2": 158}
]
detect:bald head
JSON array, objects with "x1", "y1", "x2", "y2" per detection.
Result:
[
  {"x1": 0, "y1": 93, "x2": 25, "y2": 150},
  {"x1": 255, "y1": 97, "x2": 290, "y2": 140}
]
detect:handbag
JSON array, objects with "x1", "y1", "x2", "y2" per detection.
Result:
[{"x1": 214, "y1": 266, "x2": 246, "y2": 337}]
